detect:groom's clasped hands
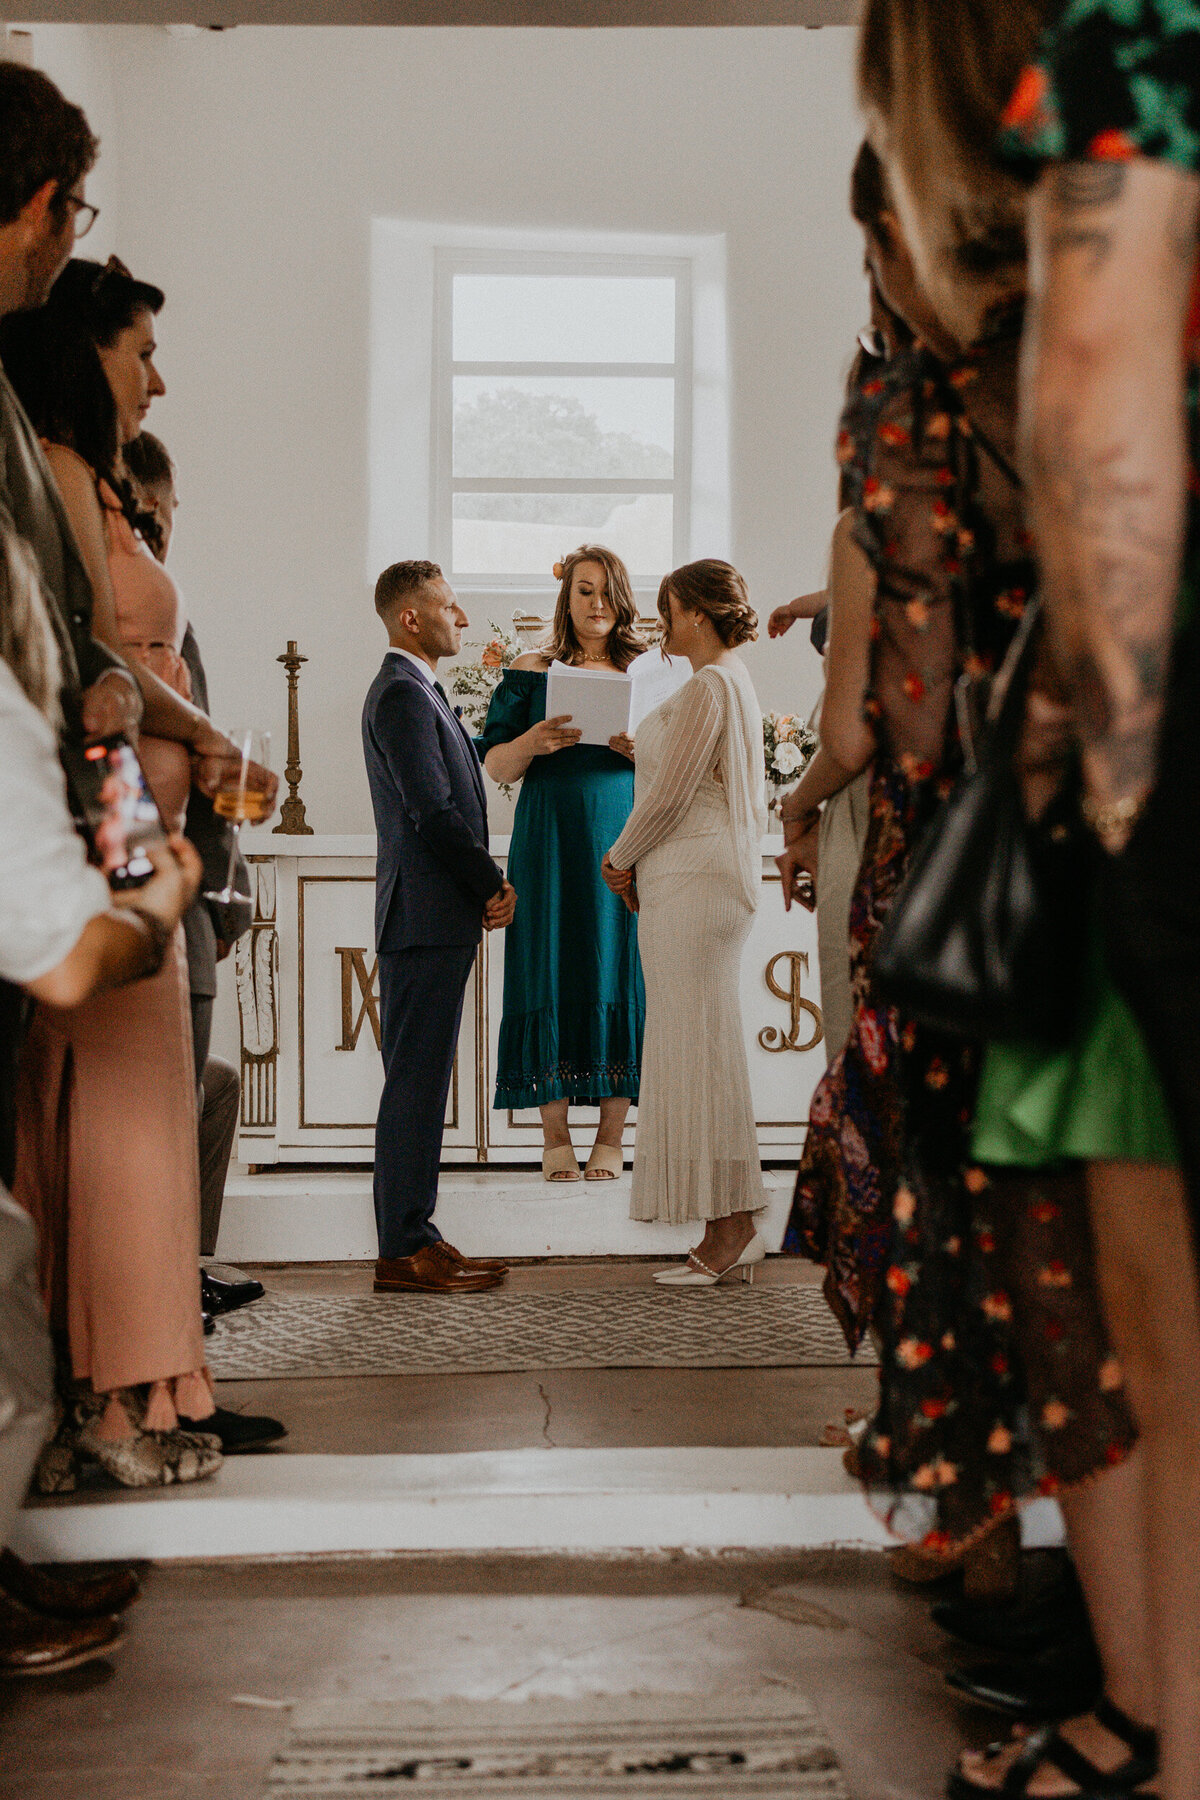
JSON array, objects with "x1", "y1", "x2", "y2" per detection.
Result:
[{"x1": 484, "y1": 879, "x2": 518, "y2": 931}]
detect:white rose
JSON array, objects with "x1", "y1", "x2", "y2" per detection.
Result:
[{"x1": 772, "y1": 741, "x2": 803, "y2": 776}]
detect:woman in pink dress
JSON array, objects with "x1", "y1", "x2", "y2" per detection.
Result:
[{"x1": 2, "y1": 260, "x2": 245, "y2": 1487}]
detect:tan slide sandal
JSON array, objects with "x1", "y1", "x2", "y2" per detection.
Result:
[
  {"x1": 542, "y1": 1145, "x2": 582, "y2": 1183},
  {"x1": 584, "y1": 1144, "x2": 623, "y2": 1181}
]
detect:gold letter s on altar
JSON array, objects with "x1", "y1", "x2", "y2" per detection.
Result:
[{"x1": 758, "y1": 951, "x2": 823, "y2": 1053}]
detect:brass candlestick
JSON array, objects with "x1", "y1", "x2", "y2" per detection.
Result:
[{"x1": 272, "y1": 640, "x2": 314, "y2": 835}]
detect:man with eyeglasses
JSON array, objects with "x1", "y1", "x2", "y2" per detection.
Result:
[
  {"x1": 0, "y1": 61, "x2": 140, "y2": 744},
  {"x1": 0, "y1": 60, "x2": 147, "y2": 1669}
]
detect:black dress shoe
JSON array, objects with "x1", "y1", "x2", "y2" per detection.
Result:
[
  {"x1": 179, "y1": 1406, "x2": 287, "y2": 1454},
  {"x1": 0, "y1": 1549, "x2": 139, "y2": 1620},
  {"x1": 0, "y1": 1594, "x2": 125, "y2": 1676},
  {"x1": 946, "y1": 1634, "x2": 1102, "y2": 1720},
  {"x1": 932, "y1": 1567, "x2": 1088, "y2": 1656},
  {"x1": 200, "y1": 1270, "x2": 265, "y2": 1316}
]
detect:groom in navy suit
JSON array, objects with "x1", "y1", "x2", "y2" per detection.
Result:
[{"x1": 363, "y1": 561, "x2": 516, "y2": 1293}]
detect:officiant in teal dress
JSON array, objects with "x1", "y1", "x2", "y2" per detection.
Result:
[{"x1": 479, "y1": 547, "x2": 647, "y2": 1183}]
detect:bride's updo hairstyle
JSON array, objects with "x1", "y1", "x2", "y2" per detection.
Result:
[{"x1": 658, "y1": 560, "x2": 758, "y2": 651}]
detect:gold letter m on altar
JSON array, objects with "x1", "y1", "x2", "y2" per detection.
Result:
[{"x1": 335, "y1": 946, "x2": 381, "y2": 1052}]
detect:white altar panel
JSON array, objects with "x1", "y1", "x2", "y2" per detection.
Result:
[{"x1": 237, "y1": 836, "x2": 822, "y2": 1167}]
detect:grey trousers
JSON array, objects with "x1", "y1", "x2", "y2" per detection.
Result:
[
  {"x1": 198, "y1": 1056, "x2": 240, "y2": 1258},
  {"x1": 816, "y1": 767, "x2": 871, "y2": 1065},
  {"x1": 0, "y1": 1185, "x2": 53, "y2": 1543}
]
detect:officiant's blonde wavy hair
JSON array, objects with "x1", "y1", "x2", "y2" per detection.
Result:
[{"x1": 543, "y1": 545, "x2": 646, "y2": 673}]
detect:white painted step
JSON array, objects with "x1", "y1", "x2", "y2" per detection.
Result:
[
  {"x1": 15, "y1": 1448, "x2": 893, "y2": 1562},
  {"x1": 216, "y1": 1168, "x2": 798, "y2": 1263}
]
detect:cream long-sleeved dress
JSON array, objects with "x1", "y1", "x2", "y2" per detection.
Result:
[{"x1": 608, "y1": 658, "x2": 767, "y2": 1223}]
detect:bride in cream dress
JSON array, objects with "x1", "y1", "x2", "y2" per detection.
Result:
[{"x1": 602, "y1": 560, "x2": 767, "y2": 1286}]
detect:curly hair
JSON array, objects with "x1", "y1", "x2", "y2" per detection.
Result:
[
  {"x1": 0, "y1": 64, "x2": 97, "y2": 229},
  {"x1": 0, "y1": 257, "x2": 165, "y2": 549},
  {"x1": 658, "y1": 559, "x2": 757, "y2": 650},
  {"x1": 541, "y1": 546, "x2": 646, "y2": 672}
]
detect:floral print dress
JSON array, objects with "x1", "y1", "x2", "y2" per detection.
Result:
[{"x1": 787, "y1": 318, "x2": 1137, "y2": 1551}]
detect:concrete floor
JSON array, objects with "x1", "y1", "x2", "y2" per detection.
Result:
[
  {"x1": 4, "y1": 1260, "x2": 984, "y2": 1798},
  {"x1": 0, "y1": 1549, "x2": 1003, "y2": 1800},
  {"x1": 215, "y1": 1257, "x2": 878, "y2": 1456}
]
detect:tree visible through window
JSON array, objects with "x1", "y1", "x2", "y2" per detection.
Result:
[{"x1": 434, "y1": 257, "x2": 692, "y2": 584}]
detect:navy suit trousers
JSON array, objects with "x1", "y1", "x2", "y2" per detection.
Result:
[{"x1": 373, "y1": 943, "x2": 477, "y2": 1260}]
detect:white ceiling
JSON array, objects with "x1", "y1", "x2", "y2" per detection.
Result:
[{"x1": 11, "y1": 1, "x2": 858, "y2": 23}]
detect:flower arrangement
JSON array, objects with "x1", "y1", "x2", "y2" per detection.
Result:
[
  {"x1": 763, "y1": 709, "x2": 818, "y2": 796},
  {"x1": 450, "y1": 622, "x2": 519, "y2": 733},
  {"x1": 450, "y1": 622, "x2": 521, "y2": 797}
]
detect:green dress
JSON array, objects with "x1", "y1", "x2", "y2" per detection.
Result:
[
  {"x1": 972, "y1": 921, "x2": 1179, "y2": 1168},
  {"x1": 479, "y1": 668, "x2": 644, "y2": 1111}
]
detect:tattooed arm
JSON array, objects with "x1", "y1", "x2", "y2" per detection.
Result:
[{"x1": 1022, "y1": 157, "x2": 1199, "y2": 851}]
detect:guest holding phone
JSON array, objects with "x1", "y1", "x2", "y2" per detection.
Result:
[
  {"x1": 480, "y1": 547, "x2": 647, "y2": 1182},
  {"x1": 0, "y1": 524, "x2": 210, "y2": 1667}
]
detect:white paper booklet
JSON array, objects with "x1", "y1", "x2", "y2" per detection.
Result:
[{"x1": 545, "y1": 653, "x2": 691, "y2": 748}]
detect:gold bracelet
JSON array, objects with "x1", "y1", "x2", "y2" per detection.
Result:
[{"x1": 1080, "y1": 790, "x2": 1146, "y2": 849}]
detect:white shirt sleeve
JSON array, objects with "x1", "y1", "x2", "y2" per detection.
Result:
[
  {"x1": 0, "y1": 661, "x2": 112, "y2": 984},
  {"x1": 608, "y1": 670, "x2": 725, "y2": 870}
]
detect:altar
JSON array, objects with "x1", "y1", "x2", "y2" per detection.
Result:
[{"x1": 234, "y1": 835, "x2": 825, "y2": 1168}]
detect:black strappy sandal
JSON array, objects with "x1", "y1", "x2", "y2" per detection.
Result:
[{"x1": 947, "y1": 1695, "x2": 1158, "y2": 1799}]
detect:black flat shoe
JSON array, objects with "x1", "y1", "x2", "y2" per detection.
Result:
[
  {"x1": 933, "y1": 1571, "x2": 1089, "y2": 1657},
  {"x1": 200, "y1": 1271, "x2": 265, "y2": 1316},
  {"x1": 947, "y1": 1633, "x2": 1101, "y2": 1721},
  {"x1": 179, "y1": 1406, "x2": 286, "y2": 1454},
  {"x1": 946, "y1": 1694, "x2": 1157, "y2": 1799}
]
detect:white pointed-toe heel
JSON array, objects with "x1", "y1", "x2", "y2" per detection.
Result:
[{"x1": 653, "y1": 1230, "x2": 766, "y2": 1287}]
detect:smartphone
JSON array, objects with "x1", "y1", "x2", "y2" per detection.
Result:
[{"x1": 62, "y1": 734, "x2": 168, "y2": 891}]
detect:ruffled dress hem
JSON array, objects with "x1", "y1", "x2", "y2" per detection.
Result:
[{"x1": 493, "y1": 1002, "x2": 641, "y2": 1109}]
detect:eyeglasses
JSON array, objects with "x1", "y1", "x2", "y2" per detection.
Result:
[{"x1": 63, "y1": 194, "x2": 99, "y2": 240}]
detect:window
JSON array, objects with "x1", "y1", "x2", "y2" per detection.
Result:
[{"x1": 432, "y1": 252, "x2": 692, "y2": 587}]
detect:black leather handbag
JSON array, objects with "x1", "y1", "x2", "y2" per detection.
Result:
[{"x1": 871, "y1": 596, "x2": 1089, "y2": 1044}]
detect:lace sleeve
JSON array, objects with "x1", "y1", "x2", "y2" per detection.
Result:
[
  {"x1": 607, "y1": 672, "x2": 724, "y2": 869},
  {"x1": 857, "y1": 363, "x2": 961, "y2": 776}
]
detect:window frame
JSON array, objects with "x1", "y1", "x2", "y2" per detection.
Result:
[{"x1": 430, "y1": 247, "x2": 694, "y2": 592}]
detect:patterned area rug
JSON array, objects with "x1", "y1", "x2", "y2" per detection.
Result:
[
  {"x1": 266, "y1": 1693, "x2": 848, "y2": 1796},
  {"x1": 209, "y1": 1288, "x2": 874, "y2": 1380}
]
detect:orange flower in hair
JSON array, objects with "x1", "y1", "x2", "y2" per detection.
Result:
[
  {"x1": 552, "y1": 561, "x2": 564, "y2": 580},
  {"x1": 1001, "y1": 63, "x2": 1050, "y2": 132}
]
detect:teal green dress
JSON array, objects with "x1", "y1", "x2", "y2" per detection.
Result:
[{"x1": 479, "y1": 669, "x2": 644, "y2": 1110}]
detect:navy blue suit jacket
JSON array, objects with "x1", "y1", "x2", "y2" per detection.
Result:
[{"x1": 362, "y1": 653, "x2": 503, "y2": 952}]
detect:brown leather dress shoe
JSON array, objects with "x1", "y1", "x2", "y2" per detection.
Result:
[
  {"x1": 0, "y1": 1549, "x2": 139, "y2": 1620},
  {"x1": 433, "y1": 1241, "x2": 509, "y2": 1276},
  {"x1": 0, "y1": 1594, "x2": 125, "y2": 1675},
  {"x1": 374, "y1": 1246, "x2": 503, "y2": 1293}
]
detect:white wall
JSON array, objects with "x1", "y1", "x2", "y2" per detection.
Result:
[
  {"x1": 15, "y1": 24, "x2": 122, "y2": 255},
  {"x1": 27, "y1": 24, "x2": 865, "y2": 1069},
  {"x1": 78, "y1": 24, "x2": 859, "y2": 823}
]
